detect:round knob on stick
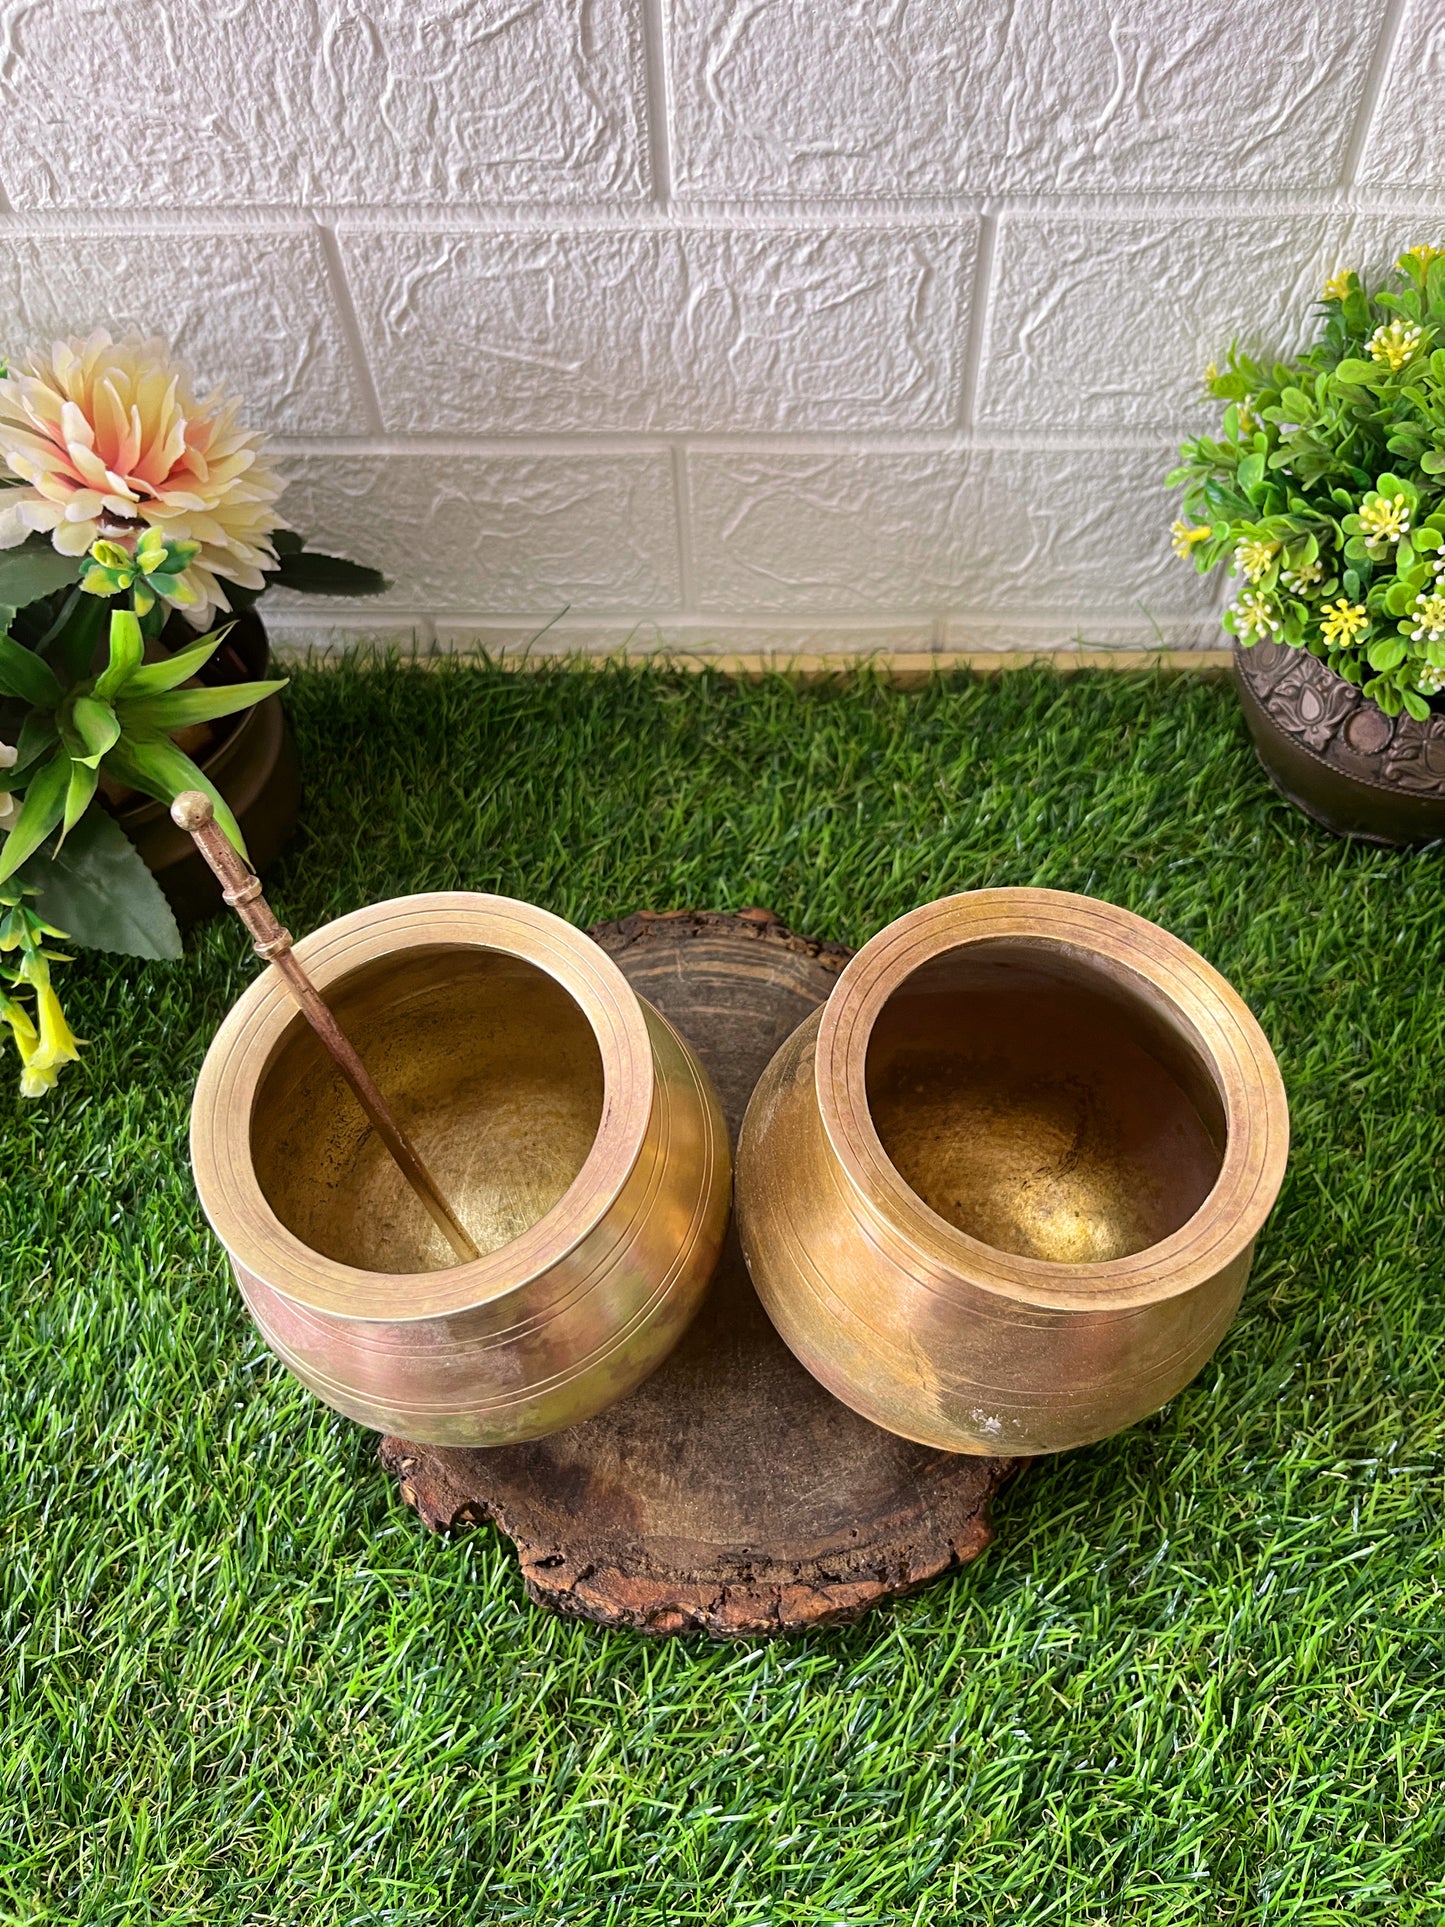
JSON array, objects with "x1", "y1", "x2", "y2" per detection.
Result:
[{"x1": 171, "y1": 790, "x2": 216, "y2": 833}]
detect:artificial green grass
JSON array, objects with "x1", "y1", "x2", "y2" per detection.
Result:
[{"x1": 3, "y1": 658, "x2": 1444, "y2": 1925}]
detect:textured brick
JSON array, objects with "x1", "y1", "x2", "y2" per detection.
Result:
[
  {"x1": 344, "y1": 224, "x2": 976, "y2": 433},
  {"x1": 668, "y1": 0, "x2": 1373, "y2": 198},
  {"x1": 685, "y1": 448, "x2": 1221, "y2": 618},
  {"x1": 269, "y1": 453, "x2": 680, "y2": 613},
  {"x1": 0, "y1": 230, "x2": 369, "y2": 436},
  {"x1": 1356, "y1": 0, "x2": 1445, "y2": 188},
  {"x1": 0, "y1": 0, "x2": 647, "y2": 207},
  {"x1": 978, "y1": 216, "x2": 1349, "y2": 434}
]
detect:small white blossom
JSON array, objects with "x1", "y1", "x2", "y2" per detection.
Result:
[
  {"x1": 1416, "y1": 661, "x2": 1445, "y2": 697},
  {"x1": 1282, "y1": 559, "x2": 1324, "y2": 594},
  {"x1": 1367, "y1": 319, "x2": 1424, "y2": 372},
  {"x1": 1410, "y1": 590, "x2": 1445, "y2": 645},
  {"x1": 1234, "y1": 538, "x2": 1279, "y2": 583},
  {"x1": 1231, "y1": 589, "x2": 1282, "y2": 643}
]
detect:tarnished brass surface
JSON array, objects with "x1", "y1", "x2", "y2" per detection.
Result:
[
  {"x1": 190, "y1": 894, "x2": 731, "y2": 1445},
  {"x1": 737, "y1": 890, "x2": 1289, "y2": 1456}
]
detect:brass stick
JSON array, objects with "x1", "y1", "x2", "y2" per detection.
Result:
[{"x1": 171, "y1": 792, "x2": 480, "y2": 1265}]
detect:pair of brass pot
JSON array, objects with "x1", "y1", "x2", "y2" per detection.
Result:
[{"x1": 190, "y1": 888, "x2": 1288, "y2": 1457}]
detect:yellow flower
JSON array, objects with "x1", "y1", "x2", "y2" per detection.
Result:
[
  {"x1": 1399, "y1": 244, "x2": 1443, "y2": 275},
  {"x1": 1358, "y1": 492, "x2": 1412, "y2": 543},
  {"x1": 0, "y1": 997, "x2": 52, "y2": 1098},
  {"x1": 27, "y1": 975, "x2": 81, "y2": 1075},
  {"x1": 1234, "y1": 537, "x2": 1279, "y2": 583},
  {"x1": 1319, "y1": 598, "x2": 1369, "y2": 647},
  {"x1": 1322, "y1": 269, "x2": 1354, "y2": 303},
  {"x1": 1171, "y1": 519, "x2": 1211, "y2": 560},
  {"x1": 0, "y1": 331, "x2": 284, "y2": 626},
  {"x1": 1367, "y1": 319, "x2": 1424, "y2": 372}
]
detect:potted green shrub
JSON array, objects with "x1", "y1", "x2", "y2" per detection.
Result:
[
  {"x1": 0, "y1": 331, "x2": 385, "y2": 1097},
  {"x1": 1170, "y1": 244, "x2": 1445, "y2": 844}
]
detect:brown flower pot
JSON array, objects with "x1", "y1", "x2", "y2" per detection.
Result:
[
  {"x1": 1235, "y1": 641, "x2": 1445, "y2": 846},
  {"x1": 111, "y1": 608, "x2": 300, "y2": 923}
]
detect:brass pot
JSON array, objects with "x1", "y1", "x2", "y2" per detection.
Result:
[
  {"x1": 190, "y1": 894, "x2": 731, "y2": 1445},
  {"x1": 737, "y1": 890, "x2": 1288, "y2": 1456}
]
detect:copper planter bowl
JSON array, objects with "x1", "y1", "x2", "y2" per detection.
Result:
[
  {"x1": 737, "y1": 890, "x2": 1288, "y2": 1457},
  {"x1": 190, "y1": 894, "x2": 731, "y2": 1445}
]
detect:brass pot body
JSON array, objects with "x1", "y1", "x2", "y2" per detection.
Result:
[
  {"x1": 737, "y1": 890, "x2": 1288, "y2": 1456},
  {"x1": 191, "y1": 894, "x2": 731, "y2": 1445}
]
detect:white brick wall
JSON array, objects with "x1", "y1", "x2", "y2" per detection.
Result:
[{"x1": 0, "y1": 0, "x2": 1440, "y2": 657}]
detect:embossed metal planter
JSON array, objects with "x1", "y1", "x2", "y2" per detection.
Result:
[
  {"x1": 190, "y1": 894, "x2": 731, "y2": 1446},
  {"x1": 736, "y1": 889, "x2": 1289, "y2": 1457},
  {"x1": 1236, "y1": 640, "x2": 1445, "y2": 846}
]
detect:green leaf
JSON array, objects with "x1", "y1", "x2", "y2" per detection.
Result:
[
  {"x1": 0, "y1": 750, "x2": 72, "y2": 883},
  {"x1": 1368, "y1": 636, "x2": 1408, "y2": 672},
  {"x1": 118, "y1": 678, "x2": 287, "y2": 734},
  {"x1": 1403, "y1": 688, "x2": 1431, "y2": 722},
  {"x1": 45, "y1": 587, "x2": 106, "y2": 684},
  {"x1": 22, "y1": 808, "x2": 182, "y2": 960},
  {"x1": 92, "y1": 608, "x2": 146, "y2": 702},
  {"x1": 69, "y1": 694, "x2": 121, "y2": 767},
  {"x1": 120, "y1": 626, "x2": 229, "y2": 696},
  {"x1": 271, "y1": 529, "x2": 305, "y2": 556},
  {"x1": 1334, "y1": 357, "x2": 1377, "y2": 384},
  {"x1": 269, "y1": 549, "x2": 390, "y2": 597},
  {"x1": 0, "y1": 541, "x2": 82, "y2": 626},
  {"x1": 60, "y1": 757, "x2": 98, "y2": 840},
  {"x1": 102, "y1": 730, "x2": 247, "y2": 859},
  {"x1": 0, "y1": 629, "x2": 63, "y2": 706}
]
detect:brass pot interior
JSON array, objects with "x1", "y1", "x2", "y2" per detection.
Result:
[
  {"x1": 252, "y1": 945, "x2": 605, "y2": 1275},
  {"x1": 863, "y1": 939, "x2": 1228, "y2": 1266}
]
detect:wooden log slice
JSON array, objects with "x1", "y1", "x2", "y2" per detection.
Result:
[{"x1": 381, "y1": 910, "x2": 1022, "y2": 1637}]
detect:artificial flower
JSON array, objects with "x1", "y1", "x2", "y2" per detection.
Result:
[
  {"x1": 1322, "y1": 269, "x2": 1354, "y2": 303},
  {"x1": 1229, "y1": 589, "x2": 1281, "y2": 644},
  {"x1": 1409, "y1": 590, "x2": 1445, "y2": 646},
  {"x1": 1367, "y1": 319, "x2": 1424, "y2": 372},
  {"x1": 1282, "y1": 559, "x2": 1324, "y2": 593},
  {"x1": 1357, "y1": 492, "x2": 1412, "y2": 543},
  {"x1": 1171, "y1": 520, "x2": 1211, "y2": 560},
  {"x1": 0, "y1": 331, "x2": 284, "y2": 624},
  {"x1": 1234, "y1": 537, "x2": 1278, "y2": 583},
  {"x1": 1319, "y1": 598, "x2": 1369, "y2": 647},
  {"x1": 1416, "y1": 661, "x2": 1445, "y2": 697},
  {"x1": 81, "y1": 526, "x2": 200, "y2": 617}
]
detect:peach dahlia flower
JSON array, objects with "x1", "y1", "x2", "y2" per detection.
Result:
[{"x1": 0, "y1": 331, "x2": 283, "y2": 625}]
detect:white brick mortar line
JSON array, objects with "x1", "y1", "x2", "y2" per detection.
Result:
[
  {"x1": 315, "y1": 223, "x2": 385, "y2": 435},
  {"x1": 267, "y1": 432, "x2": 1181, "y2": 458},
  {"x1": 641, "y1": 0, "x2": 674, "y2": 206},
  {"x1": 1340, "y1": 0, "x2": 1413, "y2": 189},
  {"x1": 956, "y1": 208, "x2": 997, "y2": 432},
  {"x1": 0, "y1": 192, "x2": 1441, "y2": 237}
]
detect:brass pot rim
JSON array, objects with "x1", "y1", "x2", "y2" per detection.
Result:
[
  {"x1": 190, "y1": 892, "x2": 656, "y2": 1323},
  {"x1": 815, "y1": 888, "x2": 1289, "y2": 1312}
]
